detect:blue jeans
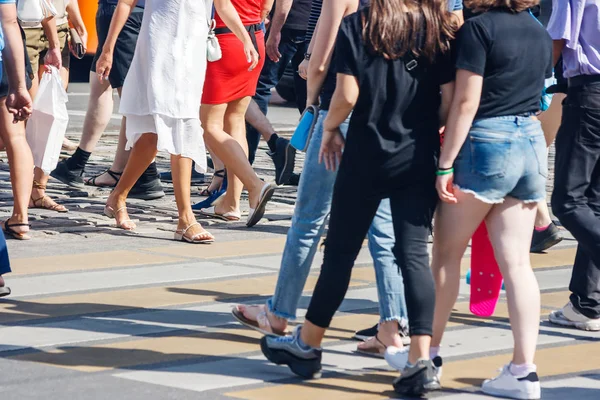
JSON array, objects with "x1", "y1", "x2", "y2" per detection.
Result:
[
  {"x1": 266, "y1": 110, "x2": 408, "y2": 323},
  {"x1": 0, "y1": 230, "x2": 10, "y2": 276},
  {"x1": 246, "y1": 28, "x2": 307, "y2": 164},
  {"x1": 454, "y1": 116, "x2": 547, "y2": 204}
]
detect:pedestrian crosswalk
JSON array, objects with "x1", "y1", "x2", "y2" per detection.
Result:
[{"x1": 1, "y1": 237, "x2": 599, "y2": 399}]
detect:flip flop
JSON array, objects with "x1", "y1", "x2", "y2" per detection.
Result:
[
  {"x1": 199, "y1": 206, "x2": 241, "y2": 221},
  {"x1": 0, "y1": 286, "x2": 11, "y2": 298},
  {"x1": 246, "y1": 183, "x2": 276, "y2": 228},
  {"x1": 231, "y1": 305, "x2": 286, "y2": 337}
]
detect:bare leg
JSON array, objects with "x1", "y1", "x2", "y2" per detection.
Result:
[
  {"x1": 201, "y1": 104, "x2": 266, "y2": 208},
  {"x1": 431, "y1": 191, "x2": 492, "y2": 348},
  {"x1": 245, "y1": 99, "x2": 275, "y2": 142},
  {"x1": 535, "y1": 200, "x2": 553, "y2": 228},
  {"x1": 535, "y1": 93, "x2": 566, "y2": 228},
  {"x1": 357, "y1": 320, "x2": 404, "y2": 351},
  {"x1": 105, "y1": 133, "x2": 157, "y2": 229},
  {"x1": 78, "y1": 72, "x2": 114, "y2": 151},
  {"x1": 0, "y1": 98, "x2": 33, "y2": 235},
  {"x1": 89, "y1": 87, "x2": 131, "y2": 186},
  {"x1": 486, "y1": 198, "x2": 540, "y2": 365},
  {"x1": 202, "y1": 145, "x2": 225, "y2": 194},
  {"x1": 216, "y1": 97, "x2": 252, "y2": 214},
  {"x1": 171, "y1": 154, "x2": 211, "y2": 239}
]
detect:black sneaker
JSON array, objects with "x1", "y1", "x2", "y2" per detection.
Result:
[
  {"x1": 288, "y1": 173, "x2": 300, "y2": 186},
  {"x1": 268, "y1": 137, "x2": 295, "y2": 186},
  {"x1": 50, "y1": 159, "x2": 85, "y2": 189},
  {"x1": 353, "y1": 324, "x2": 378, "y2": 341},
  {"x1": 159, "y1": 162, "x2": 206, "y2": 184},
  {"x1": 393, "y1": 359, "x2": 441, "y2": 397},
  {"x1": 260, "y1": 326, "x2": 322, "y2": 379},
  {"x1": 531, "y1": 222, "x2": 563, "y2": 253},
  {"x1": 129, "y1": 176, "x2": 165, "y2": 200}
]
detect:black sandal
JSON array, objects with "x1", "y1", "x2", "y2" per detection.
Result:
[
  {"x1": 3, "y1": 220, "x2": 31, "y2": 241},
  {"x1": 85, "y1": 170, "x2": 122, "y2": 188},
  {"x1": 200, "y1": 169, "x2": 226, "y2": 196}
]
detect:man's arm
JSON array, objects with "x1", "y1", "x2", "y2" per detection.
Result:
[
  {"x1": 96, "y1": 0, "x2": 137, "y2": 81},
  {"x1": 66, "y1": 0, "x2": 88, "y2": 52},
  {"x1": 265, "y1": 0, "x2": 293, "y2": 62},
  {"x1": 41, "y1": 15, "x2": 62, "y2": 69},
  {"x1": 547, "y1": 0, "x2": 577, "y2": 66},
  {"x1": 553, "y1": 39, "x2": 565, "y2": 67}
]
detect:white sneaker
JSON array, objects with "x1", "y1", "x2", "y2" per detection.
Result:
[
  {"x1": 549, "y1": 302, "x2": 600, "y2": 331},
  {"x1": 482, "y1": 365, "x2": 541, "y2": 400},
  {"x1": 384, "y1": 346, "x2": 409, "y2": 371}
]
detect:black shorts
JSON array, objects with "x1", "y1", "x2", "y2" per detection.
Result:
[
  {"x1": 0, "y1": 27, "x2": 34, "y2": 98},
  {"x1": 91, "y1": 4, "x2": 143, "y2": 89}
]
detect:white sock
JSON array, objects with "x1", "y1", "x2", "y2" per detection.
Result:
[
  {"x1": 509, "y1": 363, "x2": 537, "y2": 377},
  {"x1": 430, "y1": 346, "x2": 441, "y2": 359}
]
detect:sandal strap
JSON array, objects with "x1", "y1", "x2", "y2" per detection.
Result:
[
  {"x1": 32, "y1": 180, "x2": 47, "y2": 190},
  {"x1": 256, "y1": 310, "x2": 273, "y2": 333},
  {"x1": 179, "y1": 222, "x2": 201, "y2": 236},
  {"x1": 106, "y1": 170, "x2": 123, "y2": 182},
  {"x1": 374, "y1": 334, "x2": 386, "y2": 348},
  {"x1": 213, "y1": 169, "x2": 226, "y2": 178},
  {"x1": 5, "y1": 221, "x2": 31, "y2": 228}
]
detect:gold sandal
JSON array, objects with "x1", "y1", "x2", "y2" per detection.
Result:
[{"x1": 29, "y1": 181, "x2": 68, "y2": 213}]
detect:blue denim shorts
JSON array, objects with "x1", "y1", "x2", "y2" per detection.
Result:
[{"x1": 454, "y1": 116, "x2": 548, "y2": 204}]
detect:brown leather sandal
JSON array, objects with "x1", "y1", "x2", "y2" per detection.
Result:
[{"x1": 29, "y1": 181, "x2": 68, "y2": 213}]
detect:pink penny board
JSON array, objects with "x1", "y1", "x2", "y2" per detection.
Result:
[{"x1": 470, "y1": 222, "x2": 503, "y2": 316}]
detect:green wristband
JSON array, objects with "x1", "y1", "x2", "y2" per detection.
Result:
[{"x1": 436, "y1": 168, "x2": 454, "y2": 176}]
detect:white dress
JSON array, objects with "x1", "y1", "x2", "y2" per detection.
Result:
[{"x1": 119, "y1": 0, "x2": 210, "y2": 173}]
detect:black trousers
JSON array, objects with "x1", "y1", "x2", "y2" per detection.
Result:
[
  {"x1": 305, "y1": 166, "x2": 437, "y2": 336},
  {"x1": 551, "y1": 81, "x2": 600, "y2": 319},
  {"x1": 246, "y1": 28, "x2": 307, "y2": 165}
]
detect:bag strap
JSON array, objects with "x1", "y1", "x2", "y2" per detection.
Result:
[{"x1": 205, "y1": 0, "x2": 214, "y2": 28}]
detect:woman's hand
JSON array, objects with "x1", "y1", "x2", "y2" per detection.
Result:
[
  {"x1": 436, "y1": 172, "x2": 458, "y2": 204},
  {"x1": 244, "y1": 40, "x2": 259, "y2": 71},
  {"x1": 298, "y1": 59, "x2": 308, "y2": 80},
  {"x1": 96, "y1": 50, "x2": 114, "y2": 82},
  {"x1": 6, "y1": 86, "x2": 33, "y2": 123},
  {"x1": 319, "y1": 127, "x2": 344, "y2": 171}
]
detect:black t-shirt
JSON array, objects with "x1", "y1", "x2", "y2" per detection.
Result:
[
  {"x1": 335, "y1": 9, "x2": 455, "y2": 180},
  {"x1": 455, "y1": 10, "x2": 553, "y2": 119},
  {"x1": 285, "y1": 0, "x2": 312, "y2": 31}
]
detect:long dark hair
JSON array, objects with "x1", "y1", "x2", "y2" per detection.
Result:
[{"x1": 362, "y1": 0, "x2": 457, "y2": 62}]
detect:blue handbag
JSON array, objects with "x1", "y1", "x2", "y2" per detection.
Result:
[
  {"x1": 529, "y1": 9, "x2": 556, "y2": 112},
  {"x1": 290, "y1": 105, "x2": 319, "y2": 152}
]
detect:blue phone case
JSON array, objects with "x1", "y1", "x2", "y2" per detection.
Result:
[{"x1": 291, "y1": 105, "x2": 318, "y2": 152}]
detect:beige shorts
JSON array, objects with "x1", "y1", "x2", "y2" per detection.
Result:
[{"x1": 24, "y1": 22, "x2": 71, "y2": 75}]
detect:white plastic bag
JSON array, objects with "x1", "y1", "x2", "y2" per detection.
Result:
[
  {"x1": 26, "y1": 66, "x2": 69, "y2": 175},
  {"x1": 17, "y1": 0, "x2": 57, "y2": 26}
]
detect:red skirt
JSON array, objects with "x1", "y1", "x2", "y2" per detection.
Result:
[{"x1": 202, "y1": 30, "x2": 265, "y2": 104}]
